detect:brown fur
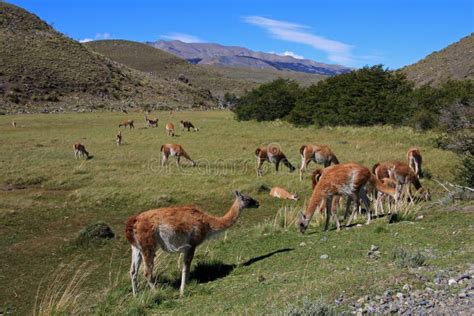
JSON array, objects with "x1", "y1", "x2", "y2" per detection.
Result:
[
  {"x1": 299, "y1": 163, "x2": 396, "y2": 232},
  {"x1": 161, "y1": 143, "x2": 196, "y2": 167},
  {"x1": 269, "y1": 187, "x2": 298, "y2": 200},
  {"x1": 145, "y1": 116, "x2": 158, "y2": 127},
  {"x1": 255, "y1": 145, "x2": 295, "y2": 176},
  {"x1": 125, "y1": 191, "x2": 259, "y2": 296},
  {"x1": 119, "y1": 120, "x2": 134, "y2": 129},
  {"x1": 73, "y1": 142, "x2": 89, "y2": 159},
  {"x1": 299, "y1": 144, "x2": 339, "y2": 180},
  {"x1": 166, "y1": 122, "x2": 175, "y2": 136},
  {"x1": 180, "y1": 120, "x2": 197, "y2": 131}
]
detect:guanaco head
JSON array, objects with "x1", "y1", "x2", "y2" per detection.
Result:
[
  {"x1": 291, "y1": 193, "x2": 299, "y2": 201},
  {"x1": 234, "y1": 191, "x2": 259, "y2": 209},
  {"x1": 298, "y1": 212, "x2": 311, "y2": 234}
]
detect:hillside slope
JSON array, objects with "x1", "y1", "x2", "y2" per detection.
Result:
[
  {"x1": 401, "y1": 33, "x2": 474, "y2": 86},
  {"x1": 0, "y1": 3, "x2": 216, "y2": 112},
  {"x1": 149, "y1": 40, "x2": 351, "y2": 76},
  {"x1": 86, "y1": 40, "x2": 325, "y2": 97}
]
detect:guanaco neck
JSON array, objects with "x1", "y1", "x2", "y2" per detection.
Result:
[
  {"x1": 209, "y1": 198, "x2": 244, "y2": 232},
  {"x1": 304, "y1": 187, "x2": 324, "y2": 219}
]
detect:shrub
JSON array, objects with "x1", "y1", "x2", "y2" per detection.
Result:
[
  {"x1": 390, "y1": 248, "x2": 426, "y2": 268},
  {"x1": 75, "y1": 221, "x2": 114, "y2": 245},
  {"x1": 232, "y1": 78, "x2": 301, "y2": 121}
]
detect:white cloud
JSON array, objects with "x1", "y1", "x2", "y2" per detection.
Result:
[
  {"x1": 79, "y1": 32, "x2": 111, "y2": 43},
  {"x1": 243, "y1": 16, "x2": 354, "y2": 65},
  {"x1": 281, "y1": 51, "x2": 304, "y2": 59},
  {"x1": 160, "y1": 33, "x2": 203, "y2": 43}
]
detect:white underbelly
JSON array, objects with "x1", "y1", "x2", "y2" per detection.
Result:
[{"x1": 157, "y1": 225, "x2": 192, "y2": 253}]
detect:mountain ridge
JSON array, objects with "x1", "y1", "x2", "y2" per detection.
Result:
[{"x1": 148, "y1": 40, "x2": 351, "y2": 76}]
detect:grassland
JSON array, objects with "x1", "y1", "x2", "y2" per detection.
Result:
[{"x1": 0, "y1": 111, "x2": 472, "y2": 314}]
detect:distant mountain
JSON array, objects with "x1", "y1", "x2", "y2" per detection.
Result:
[
  {"x1": 86, "y1": 40, "x2": 326, "y2": 98},
  {"x1": 0, "y1": 3, "x2": 216, "y2": 112},
  {"x1": 401, "y1": 33, "x2": 474, "y2": 86},
  {"x1": 147, "y1": 40, "x2": 351, "y2": 76}
]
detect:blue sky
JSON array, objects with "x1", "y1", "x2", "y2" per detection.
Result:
[{"x1": 9, "y1": 0, "x2": 474, "y2": 68}]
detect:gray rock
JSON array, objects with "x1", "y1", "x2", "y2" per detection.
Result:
[{"x1": 320, "y1": 254, "x2": 329, "y2": 260}]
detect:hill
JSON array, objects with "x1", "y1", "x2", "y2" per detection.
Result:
[
  {"x1": 148, "y1": 40, "x2": 351, "y2": 76},
  {"x1": 0, "y1": 3, "x2": 216, "y2": 112},
  {"x1": 86, "y1": 40, "x2": 325, "y2": 97},
  {"x1": 401, "y1": 33, "x2": 474, "y2": 86}
]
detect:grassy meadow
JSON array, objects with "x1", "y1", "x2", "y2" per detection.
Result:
[{"x1": 0, "y1": 111, "x2": 472, "y2": 314}]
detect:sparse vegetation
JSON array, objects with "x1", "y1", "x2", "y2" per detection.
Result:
[{"x1": 391, "y1": 248, "x2": 426, "y2": 269}]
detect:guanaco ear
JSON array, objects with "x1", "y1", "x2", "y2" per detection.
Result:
[{"x1": 233, "y1": 190, "x2": 242, "y2": 198}]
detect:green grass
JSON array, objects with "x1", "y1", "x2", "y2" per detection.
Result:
[{"x1": 0, "y1": 111, "x2": 472, "y2": 314}]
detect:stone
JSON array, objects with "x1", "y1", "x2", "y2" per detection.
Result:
[
  {"x1": 370, "y1": 245, "x2": 379, "y2": 251},
  {"x1": 299, "y1": 242, "x2": 306, "y2": 247},
  {"x1": 320, "y1": 254, "x2": 329, "y2": 260},
  {"x1": 448, "y1": 278, "x2": 457, "y2": 286}
]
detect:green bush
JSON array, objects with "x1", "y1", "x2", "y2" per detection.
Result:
[
  {"x1": 391, "y1": 248, "x2": 426, "y2": 268},
  {"x1": 232, "y1": 78, "x2": 301, "y2": 121}
]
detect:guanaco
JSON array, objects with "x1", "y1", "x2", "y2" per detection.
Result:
[
  {"x1": 125, "y1": 190, "x2": 259, "y2": 296},
  {"x1": 166, "y1": 122, "x2": 175, "y2": 136},
  {"x1": 299, "y1": 144, "x2": 339, "y2": 180},
  {"x1": 407, "y1": 148, "x2": 423, "y2": 178},
  {"x1": 373, "y1": 161, "x2": 430, "y2": 201},
  {"x1": 73, "y1": 143, "x2": 89, "y2": 159},
  {"x1": 255, "y1": 145, "x2": 295, "y2": 176},
  {"x1": 269, "y1": 187, "x2": 298, "y2": 200},
  {"x1": 145, "y1": 116, "x2": 158, "y2": 128},
  {"x1": 119, "y1": 120, "x2": 134, "y2": 129},
  {"x1": 180, "y1": 120, "x2": 198, "y2": 132},
  {"x1": 299, "y1": 163, "x2": 396, "y2": 233},
  {"x1": 161, "y1": 144, "x2": 196, "y2": 167},
  {"x1": 12, "y1": 121, "x2": 16, "y2": 128},
  {"x1": 116, "y1": 131, "x2": 122, "y2": 146}
]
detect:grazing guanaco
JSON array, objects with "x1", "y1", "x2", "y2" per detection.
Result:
[
  {"x1": 299, "y1": 163, "x2": 396, "y2": 232},
  {"x1": 12, "y1": 121, "x2": 16, "y2": 128},
  {"x1": 145, "y1": 115, "x2": 158, "y2": 128},
  {"x1": 299, "y1": 144, "x2": 339, "y2": 180},
  {"x1": 165, "y1": 122, "x2": 175, "y2": 136},
  {"x1": 373, "y1": 161, "x2": 430, "y2": 201},
  {"x1": 73, "y1": 143, "x2": 89, "y2": 159},
  {"x1": 180, "y1": 120, "x2": 198, "y2": 132},
  {"x1": 116, "y1": 131, "x2": 122, "y2": 146},
  {"x1": 407, "y1": 148, "x2": 423, "y2": 178},
  {"x1": 161, "y1": 144, "x2": 196, "y2": 167},
  {"x1": 269, "y1": 187, "x2": 298, "y2": 200},
  {"x1": 125, "y1": 190, "x2": 259, "y2": 296},
  {"x1": 119, "y1": 120, "x2": 134, "y2": 129},
  {"x1": 255, "y1": 145, "x2": 295, "y2": 176}
]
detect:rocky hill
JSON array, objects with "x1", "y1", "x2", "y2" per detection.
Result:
[
  {"x1": 401, "y1": 33, "x2": 474, "y2": 86},
  {"x1": 0, "y1": 3, "x2": 216, "y2": 113}
]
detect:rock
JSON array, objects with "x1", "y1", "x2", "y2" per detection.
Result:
[
  {"x1": 403, "y1": 284, "x2": 411, "y2": 291},
  {"x1": 320, "y1": 254, "x2": 329, "y2": 260},
  {"x1": 299, "y1": 242, "x2": 306, "y2": 247},
  {"x1": 75, "y1": 221, "x2": 114, "y2": 245},
  {"x1": 356, "y1": 224, "x2": 363, "y2": 227},
  {"x1": 458, "y1": 292, "x2": 467, "y2": 299},
  {"x1": 370, "y1": 245, "x2": 379, "y2": 251},
  {"x1": 448, "y1": 278, "x2": 457, "y2": 286},
  {"x1": 396, "y1": 292, "x2": 404, "y2": 300},
  {"x1": 417, "y1": 215, "x2": 424, "y2": 220},
  {"x1": 456, "y1": 274, "x2": 471, "y2": 282}
]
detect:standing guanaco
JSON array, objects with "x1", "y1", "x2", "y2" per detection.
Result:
[
  {"x1": 299, "y1": 144, "x2": 339, "y2": 180},
  {"x1": 116, "y1": 131, "x2": 122, "y2": 146},
  {"x1": 269, "y1": 187, "x2": 298, "y2": 200},
  {"x1": 161, "y1": 144, "x2": 196, "y2": 167},
  {"x1": 119, "y1": 120, "x2": 134, "y2": 129},
  {"x1": 125, "y1": 191, "x2": 259, "y2": 296},
  {"x1": 145, "y1": 116, "x2": 159, "y2": 128},
  {"x1": 255, "y1": 145, "x2": 295, "y2": 176},
  {"x1": 407, "y1": 148, "x2": 423, "y2": 178},
  {"x1": 73, "y1": 143, "x2": 89, "y2": 159},
  {"x1": 165, "y1": 122, "x2": 175, "y2": 136},
  {"x1": 373, "y1": 161, "x2": 430, "y2": 202},
  {"x1": 180, "y1": 120, "x2": 198, "y2": 132},
  {"x1": 299, "y1": 163, "x2": 396, "y2": 232}
]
